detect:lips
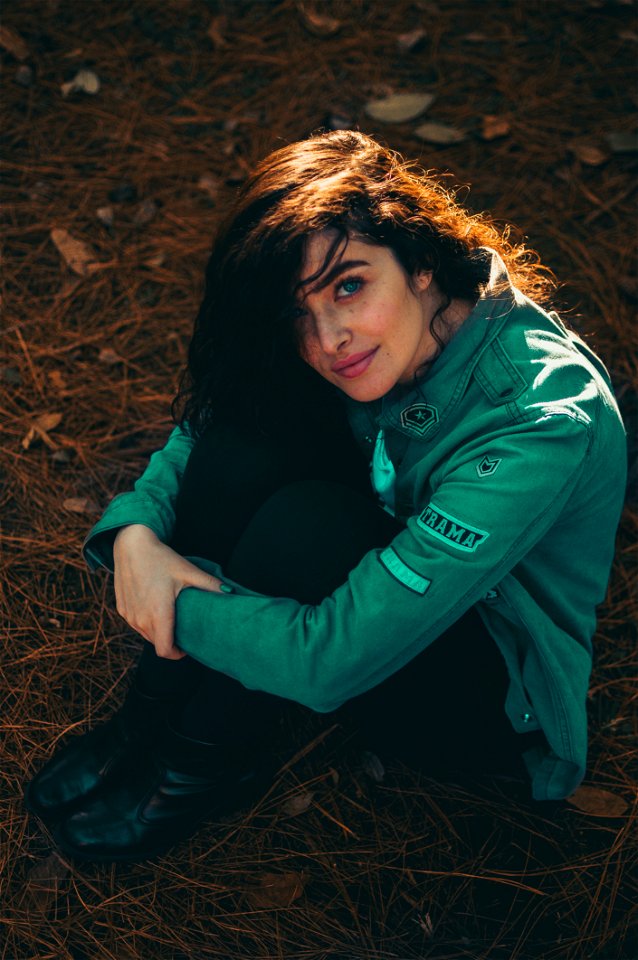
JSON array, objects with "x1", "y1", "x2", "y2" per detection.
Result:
[
  {"x1": 331, "y1": 347, "x2": 379, "y2": 379},
  {"x1": 331, "y1": 348, "x2": 378, "y2": 373}
]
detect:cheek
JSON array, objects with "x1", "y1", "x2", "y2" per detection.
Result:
[{"x1": 297, "y1": 332, "x2": 322, "y2": 370}]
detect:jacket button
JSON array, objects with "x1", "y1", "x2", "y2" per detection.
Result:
[
  {"x1": 521, "y1": 712, "x2": 534, "y2": 724},
  {"x1": 364, "y1": 435, "x2": 373, "y2": 444}
]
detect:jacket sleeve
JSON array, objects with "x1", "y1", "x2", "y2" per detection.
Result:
[
  {"x1": 174, "y1": 413, "x2": 592, "y2": 711},
  {"x1": 82, "y1": 423, "x2": 195, "y2": 573}
]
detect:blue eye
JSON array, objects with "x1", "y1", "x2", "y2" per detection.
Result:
[{"x1": 338, "y1": 276, "x2": 363, "y2": 297}]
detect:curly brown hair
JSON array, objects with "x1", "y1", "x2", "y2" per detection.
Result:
[{"x1": 172, "y1": 129, "x2": 554, "y2": 441}]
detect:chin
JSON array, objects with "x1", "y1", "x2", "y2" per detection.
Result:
[{"x1": 335, "y1": 377, "x2": 395, "y2": 403}]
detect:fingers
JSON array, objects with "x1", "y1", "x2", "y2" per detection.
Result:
[
  {"x1": 152, "y1": 607, "x2": 183, "y2": 660},
  {"x1": 115, "y1": 595, "x2": 184, "y2": 659},
  {"x1": 181, "y1": 568, "x2": 224, "y2": 593}
]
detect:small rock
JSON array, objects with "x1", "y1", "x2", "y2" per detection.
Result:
[
  {"x1": 618, "y1": 275, "x2": 638, "y2": 301},
  {"x1": 225, "y1": 167, "x2": 245, "y2": 186},
  {"x1": 61, "y1": 68, "x2": 100, "y2": 98},
  {"x1": 96, "y1": 206, "x2": 114, "y2": 227},
  {"x1": 605, "y1": 131, "x2": 638, "y2": 153},
  {"x1": 29, "y1": 180, "x2": 54, "y2": 202},
  {"x1": 133, "y1": 198, "x2": 159, "y2": 226},
  {"x1": 198, "y1": 173, "x2": 220, "y2": 199},
  {"x1": 15, "y1": 64, "x2": 33, "y2": 87},
  {"x1": 98, "y1": 347, "x2": 123, "y2": 365},
  {"x1": 51, "y1": 449, "x2": 73, "y2": 464},
  {"x1": 360, "y1": 750, "x2": 385, "y2": 782},
  {"x1": 0, "y1": 366, "x2": 22, "y2": 385},
  {"x1": 109, "y1": 182, "x2": 138, "y2": 203},
  {"x1": 326, "y1": 112, "x2": 353, "y2": 131}
]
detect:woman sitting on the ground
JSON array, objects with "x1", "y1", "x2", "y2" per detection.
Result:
[{"x1": 25, "y1": 129, "x2": 627, "y2": 863}]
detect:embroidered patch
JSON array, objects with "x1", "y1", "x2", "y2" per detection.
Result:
[
  {"x1": 417, "y1": 503, "x2": 490, "y2": 553},
  {"x1": 399, "y1": 402, "x2": 439, "y2": 438},
  {"x1": 476, "y1": 455, "x2": 502, "y2": 478},
  {"x1": 379, "y1": 547, "x2": 431, "y2": 595}
]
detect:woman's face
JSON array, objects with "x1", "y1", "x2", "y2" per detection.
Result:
[{"x1": 294, "y1": 229, "x2": 440, "y2": 402}]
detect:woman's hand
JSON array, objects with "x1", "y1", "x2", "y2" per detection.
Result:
[{"x1": 112, "y1": 524, "x2": 226, "y2": 660}]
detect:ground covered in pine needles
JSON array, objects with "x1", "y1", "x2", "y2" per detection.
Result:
[{"x1": 1, "y1": 1, "x2": 637, "y2": 958}]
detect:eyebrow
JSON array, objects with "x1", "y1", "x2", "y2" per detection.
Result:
[{"x1": 299, "y1": 259, "x2": 371, "y2": 297}]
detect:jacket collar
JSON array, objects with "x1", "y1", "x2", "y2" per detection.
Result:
[{"x1": 345, "y1": 247, "x2": 518, "y2": 439}]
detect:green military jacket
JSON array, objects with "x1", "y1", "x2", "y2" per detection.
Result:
[{"x1": 83, "y1": 250, "x2": 627, "y2": 802}]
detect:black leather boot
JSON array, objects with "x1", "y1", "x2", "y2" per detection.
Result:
[
  {"x1": 24, "y1": 677, "x2": 189, "y2": 824},
  {"x1": 50, "y1": 720, "x2": 277, "y2": 863}
]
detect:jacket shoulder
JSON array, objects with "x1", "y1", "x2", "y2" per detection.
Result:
[{"x1": 475, "y1": 297, "x2": 623, "y2": 430}]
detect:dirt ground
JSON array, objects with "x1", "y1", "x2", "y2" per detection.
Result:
[{"x1": 1, "y1": 1, "x2": 636, "y2": 958}]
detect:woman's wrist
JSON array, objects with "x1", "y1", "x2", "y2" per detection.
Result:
[{"x1": 113, "y1": 524, "x2": 160, "y2": 548}]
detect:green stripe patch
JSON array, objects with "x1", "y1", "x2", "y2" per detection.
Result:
[
  {"x1": 417, "y1": 503, "x2": 489, "y2": 553},
  {"x1": 379, "y1": 547, "x2": 431, "y2": 595}
]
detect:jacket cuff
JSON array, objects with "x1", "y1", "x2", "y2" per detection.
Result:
[{"x1": 82, "y1": 494, "x2": 172, "y2": 573}]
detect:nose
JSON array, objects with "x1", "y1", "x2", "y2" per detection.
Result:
[{"x1": 313, "y1": 305, "x2": 351, "y2": 357}]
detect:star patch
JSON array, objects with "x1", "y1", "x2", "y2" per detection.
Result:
[
  {"x1": 476, "y1": 455, "x2": 501, "y2": 478},
  {"x1": 400, "y1": 402, "x2": 439, "y2": 438}
]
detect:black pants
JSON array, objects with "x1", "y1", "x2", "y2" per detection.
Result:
[{"x1": 134, "y1": 419, "x2": 540, "y2": 780}]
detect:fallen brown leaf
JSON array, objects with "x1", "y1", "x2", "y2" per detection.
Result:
[
  {"x1": 566, "y1": 784, "x2": 629, "y2": 818},
  {"x1": 34, "y1": 413, "x2": 62, "y2": 430},
  {"x1": 63, "y1": 497, "x2": 101, "y2": 514},
  {"x1": 0, "y1": 25, "x2": 30, "y2": 61},
  {"x1": 144, "y1": 251, "x2": 166, "y2": 268},
  {"x1": 281, "y1": 791, "x2": 315, "y2": 817},
  {"x1": 47, "y1": 370, "x2": 68, "y2": 391},
  {"x1": 481, "y1": 115, "x2": 511, "y2": 141},
  {"x1": 243, "y1": 870, "x2": 308, "y2": 909},
  {"x1": 50, "y1": 228, "x2": 97, "y2": 277},
  {"x1": 397, "y1": 27, "x2": 428, "y2": 53},
  {"x1": 207, "y1": 15, "x2": 229, "y2": 48},
  {"x1": 414, "y1": 121, "x2": 467, "y2": 144},
  {"x1": 570, "y1": 143, "x2": 608, "y2": 166},
  {"x1": 365, "y1": 92, "x2": 436, "y2": 123},
  {"x1": 297, "y1": 2, "x2": 341, "y2": 38},
  {"x1": 24, "y1": 853, "x2": 69, "y2": 915},
  {"x1": 21, "y1": 411, "x2": 64, "y2": 450}
]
